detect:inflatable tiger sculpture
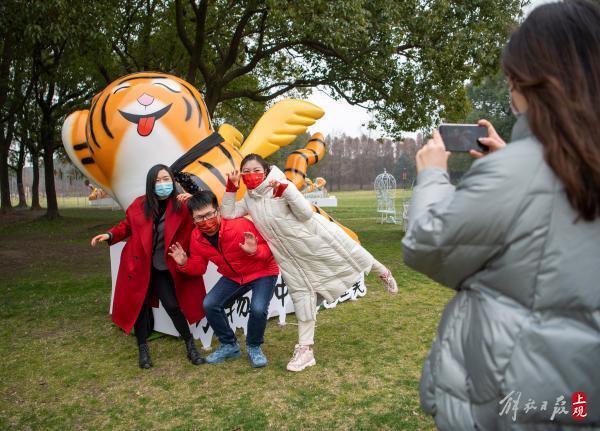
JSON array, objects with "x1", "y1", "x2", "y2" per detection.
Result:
[{"x1": 62, "y1": 72, "x2": 357, "y2": 240}]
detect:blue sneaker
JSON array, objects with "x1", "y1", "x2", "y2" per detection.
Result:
[
  {"x1": 247, "y1": 344, "x2": 268, "y2": 368},
  {"x1": 206, "y1": 342, "x2": 241, "y2": 364}
]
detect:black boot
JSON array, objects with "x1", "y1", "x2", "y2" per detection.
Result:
[
  {"x1": 138, "y1": 343, "x2": 153, "y2": 369},
  {"x1": 185, "y1": 337, "x2": 205, "y2": 365}
]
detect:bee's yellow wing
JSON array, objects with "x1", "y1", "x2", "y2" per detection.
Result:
[{"x1": 239, "y1": 99, "x2": 324, "y2": 158}]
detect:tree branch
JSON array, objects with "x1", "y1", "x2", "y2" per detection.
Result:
[
  {"x1": 221, "y1": 4, "x2": 261, "y2": 73},
  {"x1": 96, "y1": 63, "x2": 112, "y2": 84},
  {"x1": 221, "y1": 77, "x2": 329, "y2": 102},
  {"x1": 178, "y1": 0, "x2": 210, "y2": 82},
  {"x1": 188, "y1": 0, "x2": 199, "y2": 15},
  {"x1": 111, "y1": 42, "x2": 133, "y2": 73},
  {"x1": 194, "y1": 0, "x2": 210, "y2": 82},
  {"x1": 326, "y1": 82, "x2": 373, "y2": 108},
  {"x1": 118, "y1": 30, "x2": 141, "y2": 69},
  {"x1": 222, "y1": 39, "x2": 300, "y2": 83},
  {"x1": 175, "y1": 0, "x2": 194, "y2": 55},
  {"x1": 0, "y1": 76, "x2": 36, "y2": 124},
  {"x1": 396, "y1": 43, "x2": 416, "y2": 53},
  {"x1": 222, "y1": 8, "x2": 270, "y2": 82},
  {"x1": 222, "y1": 36, "x2": 377, "y2": 86}
]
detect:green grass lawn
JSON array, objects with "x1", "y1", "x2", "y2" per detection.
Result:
[{"x1": 0, "y1": 190, "x2": 452, "y2": 430}]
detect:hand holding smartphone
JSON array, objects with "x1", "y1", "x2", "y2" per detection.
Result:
[{"x1": 439, "y1": 124, "x2": 489, "y2": 153}]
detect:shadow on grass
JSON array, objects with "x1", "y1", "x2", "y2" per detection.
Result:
[{"x1": 0, "y1": 194, "x2": 449, "y2": 430}]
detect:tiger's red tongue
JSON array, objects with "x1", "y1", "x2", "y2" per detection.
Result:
[{"x1": 137, "y1": 116, "x2": 156, "y2": 136}]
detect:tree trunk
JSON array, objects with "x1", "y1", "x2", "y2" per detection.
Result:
[
  {"x1": 0, "y1": 29, "x2": 14, "y2": 213},
  {"x1": 186, "y1": 64, "x2": 197, "y2": 85},
  {"x1": 205, "y1": 85, "x2": 221, "y2": 117},
  {"x1": 141, "y1": 0, "x2": 155, "y2": 70},
  {"x1": 42, "y1": 149, "x2": 59, "y2": 218},
  {"x1": 30, "y1": 152, "x2": 41, "y2": 210},
  {"x1": 15, "y1": 141, "x2": 27, "y2": 208},
  {"x1": 40, "y1": 111, "x2": 59, "y2": 218},
  {"x1": 0, "y1": 116, "x2": 16, "y2": 212},
  {"x1": 0, "y1": 143, "x2": 11, "y2": 212}
]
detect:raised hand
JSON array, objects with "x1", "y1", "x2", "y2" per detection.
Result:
[
  {"x1": 470, "y1": 119, "x2": 507, "y2": 159},
  {"x1": 239, "y1": 231, "x2": 258, "y2": 255},
  {"x1": 227, "y1": 169, "x2": 241, "y2": 188},
  {"x1": 168, "y1": 242, "x2": 188, "y2": 266},
  {"x1": 177, "y1": 192, "x2": 193, "y2": 202},
  {"x1": 416, "y1": 130, "x2": 451, "y2": 173},
  {"x1": 91, "y1": 233, "x2": 110, "y2": 246}
]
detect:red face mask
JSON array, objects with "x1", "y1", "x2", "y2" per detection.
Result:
[
  {"x1": 242, "y1": 172, "x2": 265, "y2": 190},
  {"x1": 195, "y1": 216, "x2": 219, "y2": 234}
]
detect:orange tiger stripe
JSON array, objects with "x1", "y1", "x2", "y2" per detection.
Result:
[
  {"x1": 82, "y1": 72, "x2": 213, "y2": 186},
  {"x1": 284, "y1": 132, "x2": 326, "y2": 190},
  {"x1": 281, "y1": 132, "x2": 359, "y2": 242},
  {"x1": 182, "y1": 141, "x2": 244, "y2": 204}
]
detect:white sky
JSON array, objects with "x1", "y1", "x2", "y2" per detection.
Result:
[
  {"x1": 307, "y1": 88, "x2": 378, "y2": 139},
  {"x1": 307, "y1": 0, "x2": 554, "y2": 139}
]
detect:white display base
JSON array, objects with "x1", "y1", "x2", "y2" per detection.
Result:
[
  {"x1": 305, "y1": 196, "x2": 338, "y2": 207},
  {"x1": 109, "y1": 242, "x2": 365, "y2": 348},
  {"x1": 89, "y1": 197, "x2": 116, "y2": 207}
]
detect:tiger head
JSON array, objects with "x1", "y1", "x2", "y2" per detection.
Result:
[{"x1": 67, "y1": 72, "x2": 214, "y2": 207}]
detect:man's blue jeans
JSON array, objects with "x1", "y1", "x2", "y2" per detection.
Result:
[{"x1": 203, "y1": 275, "x2": 277, "y2": 346}]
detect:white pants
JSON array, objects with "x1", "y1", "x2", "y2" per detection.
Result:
[{"x1": 298, "y1": 319, "x2": 316, "y2": 346}]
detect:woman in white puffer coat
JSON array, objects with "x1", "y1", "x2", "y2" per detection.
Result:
[{"x1": 222, "y1": 153, "x2": 398, "y2": 372}]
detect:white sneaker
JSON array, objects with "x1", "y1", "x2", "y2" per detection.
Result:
[
  {"x1": 286, "y1": 344, "x2": 316, "y2": 372},
  {"x1": 379, "y1": 270, "x2": 398, "y2": 294}
]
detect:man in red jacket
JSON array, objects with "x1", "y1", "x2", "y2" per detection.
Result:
[{"x1": 169, "y1": 190, "x2": 279, "y2": 368}]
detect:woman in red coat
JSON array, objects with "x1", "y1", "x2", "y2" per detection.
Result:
[{"x1": 91, "y1": 164, "x2": 205, "y2": 369}]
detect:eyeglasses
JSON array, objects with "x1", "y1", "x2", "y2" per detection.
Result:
[{"x1": 193, "y1": 209, "x2": 218, "y2": 222}]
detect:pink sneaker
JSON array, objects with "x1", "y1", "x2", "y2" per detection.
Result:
[
  {"x1": 286, "y1": 344, "x2": 316, "y2": 372},
  {"x1": 379, "y1": 270, "x2": 398, "y2": 294}
]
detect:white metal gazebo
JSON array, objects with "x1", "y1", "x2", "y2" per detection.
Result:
[{"x1": 374, "y1": 169, "x2": 398, "y2": 224}]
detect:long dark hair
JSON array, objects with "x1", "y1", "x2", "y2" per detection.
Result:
[
  {"x1": 144, "y1": 164, "x2": 181, "y2": 219},
  {"x1": 241, "y1": 153, "x2": 271, "y2": 175},
  {"x1": 502, "y1": 0, "x2": 600, "y2": 221}
]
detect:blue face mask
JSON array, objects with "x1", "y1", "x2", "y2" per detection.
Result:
[{"x1": 155, "y1": 182, "x2": 173, "y2": 198}]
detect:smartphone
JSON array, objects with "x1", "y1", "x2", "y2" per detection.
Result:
[{"x1": 439, "y1": 124, "x2": 488, "y2": 153}]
